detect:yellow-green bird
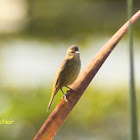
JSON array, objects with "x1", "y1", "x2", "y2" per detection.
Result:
[{"x1": 47, "y1": 45, "x2": 81, "y2": 111}]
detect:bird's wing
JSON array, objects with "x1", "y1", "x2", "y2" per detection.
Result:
[{"x1": 54, "y1": 58, "x2": 70, "y2": 88}]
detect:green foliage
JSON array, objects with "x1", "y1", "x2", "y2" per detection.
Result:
[
  {"x1": 66, "y1": 88, "x2": 128, "y2": 127},
  {"x1": 0, "y1": 86, "x2": 139, "y2": 139},
  {"x1": 10, "y1": 0, "x2": 140, "y2": 40}
]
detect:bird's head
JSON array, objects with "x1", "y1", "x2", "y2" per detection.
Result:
[{"x1": 66, "y1": 45, "x2": 80, "y2": 59}]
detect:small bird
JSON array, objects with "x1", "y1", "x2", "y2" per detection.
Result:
[{"x1": 47, "y1": 45, "x2": 81, "y2": 111}]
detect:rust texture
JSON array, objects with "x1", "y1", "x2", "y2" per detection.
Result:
[{"x1": 33, "y1": 10, "x2": 140, "y2": 140}]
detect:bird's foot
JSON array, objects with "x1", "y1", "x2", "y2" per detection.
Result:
[
  {"x1": 63, "y1": 95, "x2": 68, "y2": 102},
  {"x1": 63, "y1": 92, "x2": 69, "y2": 101}
]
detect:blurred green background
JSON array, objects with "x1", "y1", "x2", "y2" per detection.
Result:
[{"x1": 0, "y1": 0, "x2": 140, "y2": 140}]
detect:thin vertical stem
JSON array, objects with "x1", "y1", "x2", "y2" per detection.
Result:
[{"x1": 127, "y1": 0, "x2": 139, "y2": 140}]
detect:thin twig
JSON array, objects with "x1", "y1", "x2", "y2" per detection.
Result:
[{"x1": 33, "y1": 10, "x2": 140, "y2": 140}]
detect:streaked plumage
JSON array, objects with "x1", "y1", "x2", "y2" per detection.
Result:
[{"x1": 47, "y1": 45, "x2": 81, "y2": 111}]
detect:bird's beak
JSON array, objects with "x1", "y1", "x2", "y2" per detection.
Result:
[{"x1": 75, "y1": 51, "x2": 80, "y2": 54}]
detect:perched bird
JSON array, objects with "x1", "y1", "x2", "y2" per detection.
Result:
[{"x1": 47, "y1": 45, "x2": 81, "y2": 111}]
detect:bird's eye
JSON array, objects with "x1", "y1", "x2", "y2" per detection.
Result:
[{"x1": 71, "y1": 51, "x2": 74, "y2": 53}]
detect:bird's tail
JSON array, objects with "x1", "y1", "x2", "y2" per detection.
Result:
[{"x1": 47, "y1": 94, "x2": 55, "y2": 111}]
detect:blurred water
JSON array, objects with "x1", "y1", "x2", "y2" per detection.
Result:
[{"x1": 0, "y1": 36, "x2": 140, "y2": 89}]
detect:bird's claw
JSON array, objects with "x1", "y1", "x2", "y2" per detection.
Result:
[{"x1": 63, "y1": 95, "x2": 68, "y2": 102}]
